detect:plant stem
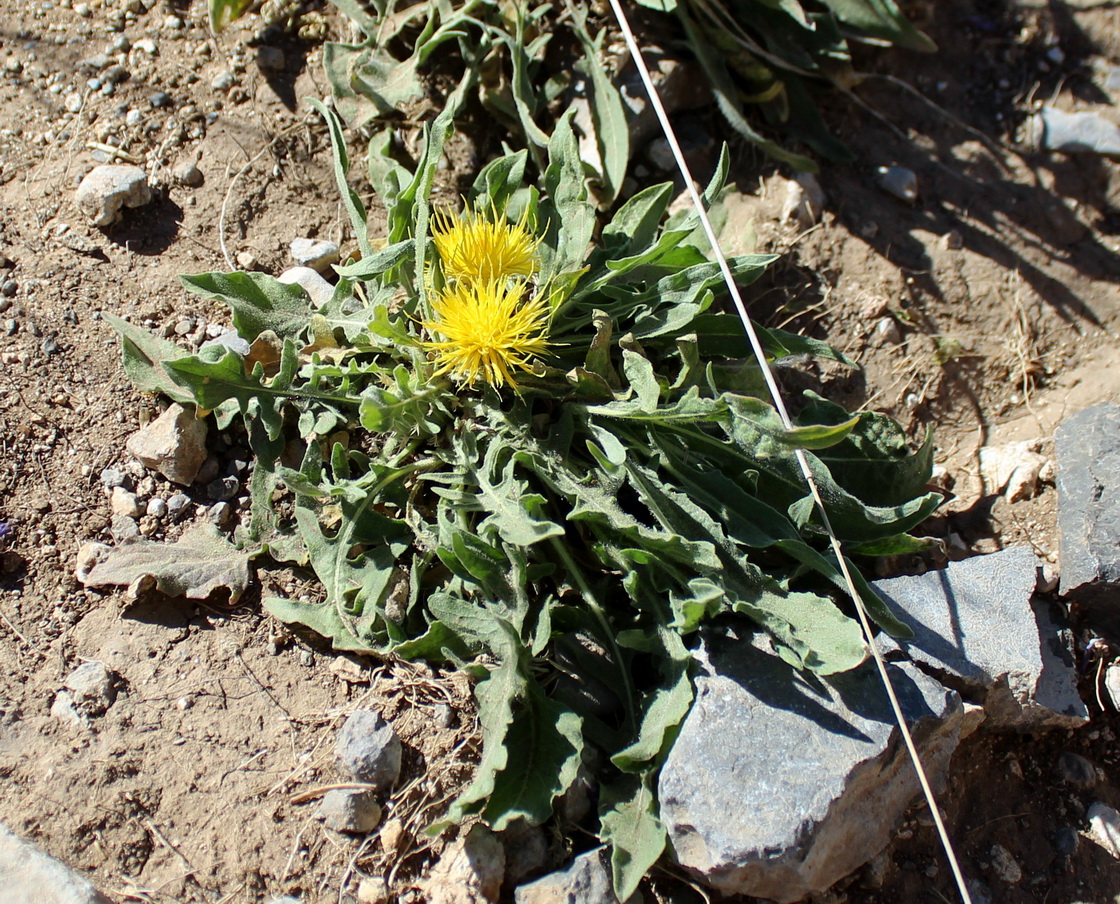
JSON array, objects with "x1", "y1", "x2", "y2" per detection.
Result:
[{"x1": 549, "y1": 536, "x2": 638, "y2": 735}]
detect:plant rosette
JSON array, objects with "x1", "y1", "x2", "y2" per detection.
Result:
[{"x1": 109, "y1": 103, "x2": 938, "y2": 898}]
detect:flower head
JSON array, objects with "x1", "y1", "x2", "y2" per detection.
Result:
[
  {"x1": 424, "y1": 279, "x2": 551, "y2": 388},
  {"x1": 431, "y1": 205, "x2": 539, "y2": 285}
]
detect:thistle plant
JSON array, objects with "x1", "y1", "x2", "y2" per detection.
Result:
[{"x1": 110, "y1": 104, "x2": 938, "y2": 897}]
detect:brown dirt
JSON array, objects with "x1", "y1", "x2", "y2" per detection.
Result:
[{"x1": 2, "y1": 0, "x2": 1120, "y2": 902}]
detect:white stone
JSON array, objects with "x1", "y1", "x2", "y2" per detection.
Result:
[
  {"x1": 289, "y1": 238, "x2": 340, "y2": 274},
  {"x1": 125, "y1": 403, "x2": 208, "y2": 486},
  {"x1": 110, "y1": 486, "x2": 142, "y2": 518},
  {"x1": 0, "y1": 822, "x2": 111, "y2": 903},
  {"x1": 278, "y1": 266, "x2": 334, "y2": 309},
  {"x1": 1089, "y1": 802, "x2": 1120, "y2": 858},
  {"x1": 978, "y1": 440, "x2": 1047, "y2": 502},
  {"x1": 75, "y1": 164, "x2": 151, "y2": 227}
]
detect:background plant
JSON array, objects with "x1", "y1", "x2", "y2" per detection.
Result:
[
  {"x1": 210, "y1": 0, "x2": 932, "y2": 178},
  {"x1": 111, "y1": 94, "x2": 938, "y2": 894}
]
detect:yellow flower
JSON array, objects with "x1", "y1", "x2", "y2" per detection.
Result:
[
  {"x1": 431, "y1": 205, "x2": 540, "y2": 284},
  {"x1": 424, "y1": 279, "x2": 551, "y2": 388}
]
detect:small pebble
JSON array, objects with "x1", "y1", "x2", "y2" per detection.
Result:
[
  {"x1": 99, "y1": 467, "x2": 129, "y2": 489},
  {"x1": 110, "y1": 486, "x2": 143, "y2": 518},
  {"x1": 173, "y1": 159, "x2": 203, "y2": 187},
  {"x1": 208, "y1": 501, "x2": 232, "y2": 526},
  {"x1": 207, "y1": 475, "x2": 239, "y2": 501},
  {"x1": 256, "y1": 46, "x2": 285, "y2": 72},
  {"x1": 990, "y1": 844, "x2": 1022, "y2": 884},
  {"x1": 146, "y1": 497, "x2": 167, "y2": 518},
  {"x1": 167, "y1": 492, "x2": 192, "y2": 518},
  {"x1": 125, "y1": 109, "x2": 144, "y2": 127},
  {"x1": 1054, "y1": 826, "x2": 1079, "y2": 857},
  {"x1": 110, "y1": 514, "x2": 139, "y2": 541},
  {"x1": 133, "y1": 38, "x2": 157, "y2": 55},
  {"x1": 1, "y1": 280, "x2": 16, "y2": 297},
  {"x1": 877, "y1": 165, "x2": 918, "y2": 203},
  {"x1": 149, "y1": 91, "x2": 172, "y2": 109},
  {"x1": 64, "y1": 93, "x2": 83, "y2": 114},
  {"x1": 211, "y1": 70, "x2": 234, "y2": 91},
  {"x1": 1055, "y1": 750, "x2": 1097, "y2": 790}
]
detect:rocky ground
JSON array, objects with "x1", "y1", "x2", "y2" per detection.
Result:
[{"x1": 3, "y1": 0, "x2": 1120, "y2": 902}]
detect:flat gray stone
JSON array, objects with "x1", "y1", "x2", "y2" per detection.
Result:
[
  {"x1": 658, "y1": 631, "x2": 962, "y2": 902},
  {"x1": 514, "y1": 846, "x2": 642, "y2": 904},
  {"x1": 874, "y1": 546, "x2": 1087, "y2": 730},
  {"x1": 277, "y1": 267, "x2": 334, "y2": 309},
  {"x1": 336, "y1": 709, "x2": 401, "y2": 789},
  {"x1": 1056, "y1": 403, "x2": 1120, "y2": 636},
  {"x1": 315, "y1": 789, "x2": 381, "y2": 834},
  {"x1": 0, "y1": 823, "x2": 112, "y2": 903},
  {"x1": 1038, "y1": 106, "x2": 1120, "y2": 156}
]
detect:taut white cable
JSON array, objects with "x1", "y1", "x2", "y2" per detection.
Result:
[{"x1": 604, "y1": 3, "x2": 974, "y2": 902}]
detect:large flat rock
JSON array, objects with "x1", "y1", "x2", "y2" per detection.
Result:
[
  {"x1": 658, "y1": 630, "x2": 962, "y2": 902},
  {"x1": 1056, "y1": 402, "x2": 1120, "y2": 638},
  {"x1": 0, "y1": 823, "x2": 112, "y2": 904},
  {"x1": 874, "y1": 546, "x2": 1087, "y2": 730}
]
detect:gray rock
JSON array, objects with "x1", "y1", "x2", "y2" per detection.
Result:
[
  {"x1": 98, "y1": 467, "x2": 129, "y2": 489},
  {"x1": 211, "y1": 70, "x2": 234, "y2": 91},
  {"x1": 1056, "y1": 403, "x2": 1120, "y2": 636},
  {"x1": 1055, "y1": 751, "x2": 1097, "y2": 789},
  {"x1": 166, "y1": 493, "x2": 192, "y2": 519},
  {"x1": 617, "y1": 50, "x2": 710, "y2": 151},
  {"x1": 336, "y1": 710, "x2": 401, "y2": 789},
  {"x1": 125, "y1": 403, "x2": 208, "y2": 486},
  {"x1": 289, "y1": 239, "x2": 340, "y2": 275},
  {"x1": 1037, "y1": 106, "x2": 1120, "y2": 156},
  {"x1": 658, "y1": 630, "x2": 962, "y2": 902},
  {"x1": 256, "y1": 46, "x2": 286, "y2": 72},
  {"x1": 110, "y1": 515, "x2": 139, "y2": 542},
  {"x1": 145, "y1": 497, "x2": 167, "y2": 518},
  {"x1": 65, "y1": 661, "x2": 116, "y2": 715},
  {"x1": 874, "y1": 546, "x2": 1088, "y2": 730},
  {"x1": 315, "y1": 789, "x2": 382, "y2": 834},
  {"x1": 500, "y1": 822, "x2": 549, "y2": 886},
  {"x1": 51, "y1": 690, "x2": 89, "y2": 728},
  {"x1": 75, "y1": 164, "x2": 152, "y2": 227},
  {"x1": 1054, "y1": 825, "x2": 1079, "y2": 857},
  {"x1": 514, "y1": 846, "x2": 642, "y2": 904},
  {"x1": 1089, "y1": 802, "x2": 1120, "y2": 858},
  {"x1": 173, "y1": 158, "x2": 203, "y2": 187},
  {"x1": 0, "y1": 823, "x2": 112, "y2": 903},
  {"x1": 277, "y1": 266, "x2": 334, "y2": 308},
  {"x1": 876, "y1": 165, "x2": 918, "y2": 203},
  {"x1": 989, "y1": 843, "x2": 1022, "y2": 884}
]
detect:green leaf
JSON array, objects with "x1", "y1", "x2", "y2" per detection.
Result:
[
  {"x1": 104, "y1": 313, "x2": 196, "y2": 404},
  {"x1": 180, "y1": 272, "x2": 312, "y2": 342},
  {"x1": 849, "y1": 533, "x2": 935, "y2": 556},
  {"x1": 163, "y1": 342, "x2": 301, "y2": 442},
  {"x1": 540, "y1": 108, "x2": 596, "y2": 295},
  {"x1": 81, "y1": 523, "x2": 253, "y2": 603},
  {"x1": 570, "y1": 9, "x2": 630, "y2": 203},
  {"x1": 334, "y1": 240, "x2": 414, "y2": 280},
  {"x1": 446, "y1": 626, "x2": 584, "y2": 830},
  {"x1": 307, "y1": 97, "x2": 371, "y2": 257},
  {"x1": 603, "y1": 182, "x2": 674, "y2": 258},
  {"x1": 821, "y1": 0, "x2": 937, "y2": 52},
  {"x1": 208, "y1": 0, "x2": 252, "y2": 32},
  {"x1": 612, "y1": 629, "x2": 692, "y2": 770},
  {"x1": 599, "y1": 772, "x2": 666, "y2": 901}
]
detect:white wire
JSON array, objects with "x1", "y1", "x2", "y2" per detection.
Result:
[{"x1": 603, "y1": 3, "x2": 974, "y2": 902}]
